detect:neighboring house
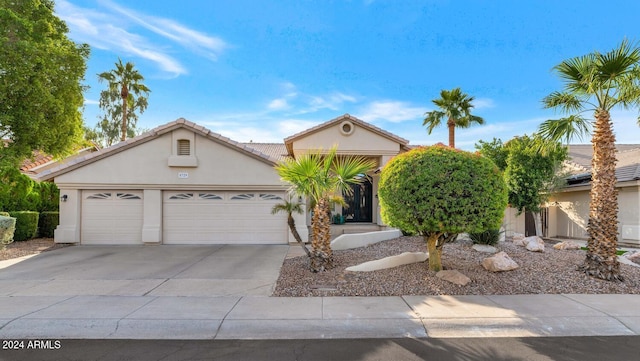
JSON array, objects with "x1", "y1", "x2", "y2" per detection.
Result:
[
  {"x1": 504, "y1": 144, "x2": 640, "y2": 246},
  {"x1": 37, "y1": 114, "x2": 410, "y2": 245},
  {"x1": 20, "y1": 146, "x2": 99, "y2": 179}
]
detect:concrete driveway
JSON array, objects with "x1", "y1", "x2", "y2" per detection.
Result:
[{"x1": 0, "y1": 245, "x2": 289, "y2": 297}]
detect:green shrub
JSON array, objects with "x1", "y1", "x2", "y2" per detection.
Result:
[
  {"x1": 469, "y1": 229, "x2": 503, "y2": 246},
  {"x1": 38, "y1": 211, "x2": 59, "y2": 238},
  {"x1": 0, "y1": 215, "x2": 16, "y2": 248},
  {"x1": 379, "y1": 145, "x2": 508, "y2": 271},
  {"x1": 0, "y1": 166, "x2": 40, "y2": 211},
  {"x1": 8, "y1": 211, "x2": 39, "y2": 241},
  {"x1": 36, "y1": 182, "x2": 60, "y2": 212}
]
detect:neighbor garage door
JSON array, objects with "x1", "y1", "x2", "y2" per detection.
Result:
[
  {"x1": 163, "y1": 191, "x2": 288, "y2": 244},
  {"x1": 81, "y1": 191, "x2": 144, "y2": 244}
]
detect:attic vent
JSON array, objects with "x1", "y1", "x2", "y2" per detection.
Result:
[{"x1": 177, "y1": 139, "x2": 190, "y2": 156}]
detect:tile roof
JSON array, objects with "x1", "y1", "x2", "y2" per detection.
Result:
[
  {"x1": 242, "y1": 143, "x2": 288, "y2": 162},
  {"x1": 564, "y1": 144, "x2": 640, "y2": 186}
]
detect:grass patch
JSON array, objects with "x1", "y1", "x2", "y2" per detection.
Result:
[{"x1": 580, "y1": 246, "x2": 627, "y2": 256}]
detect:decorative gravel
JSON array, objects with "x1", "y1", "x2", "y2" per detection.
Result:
[
  {"x1": 0, "y1": 238, "x2": 71, "y2": 261},
  {"x1": 273, "y1": 236, "x2": 640, "y2": 296}
]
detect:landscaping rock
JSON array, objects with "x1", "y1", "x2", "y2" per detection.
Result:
[
  {"x1": 482, "y1": 251, "x2": 519, "y2": 272},
  {"x1": 345, "y1": 251, "x2": 428, "y2": 272},
  {"x1": 436, "y1": 270, "x2": 471, "y2": 286},
  {"x1": 553, "y1": 241, "x2": 581, "y2": 250},
  {"x1": 513, "y1": 238, "x2": 528, "y2": 247},
  {"x1": 525, "y1": 236, "x2": 545, "y2": 252},
  {"x1": 472, "y1": 244, "x2": 498, "y2": 253},
  {"x1": 512, "y1": 232, "x2": 525, "y2": 241},
  {"x1": 499, "y1": 227, "x2": 506, "y2": 243}
]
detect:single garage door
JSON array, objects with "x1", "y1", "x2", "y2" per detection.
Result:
[
  {"x1": 81, "y1": 191, "x2": 144, "y2": 244},
  {"x1": 163, "y1": 191, "x2": 288, "y2": 244}
]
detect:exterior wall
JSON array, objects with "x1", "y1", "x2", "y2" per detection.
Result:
[
  {"x1": 55, "y1": 132, "x2": 283, "y2": 188},
  {"x1": 550, "y1": 190, "x2": 590, "y2": 239},
  {"x1": 502, "y1": 207, "x2": 526, "y2": 237},
  {"x1": 291, "y1": 123, "x2": 400, "y2": 157},
  {"x1": 54, "y1": 189, "x2": 81, "y2": 243}
]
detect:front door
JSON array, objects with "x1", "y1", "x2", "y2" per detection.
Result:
[{"x1": 343, "y1": 175, "x2": 373, "y2": 222}]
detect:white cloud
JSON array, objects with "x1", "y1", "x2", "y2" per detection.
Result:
[
  {"x1": 55, "y1": 0, "x2": 226, "y2": 77},
  {"x1": 267, "y1": 98, "x2": 289, "y2": 110},
  {"x1": 84, "y1": 99, "x2": 99, "y2": 105},
  {"x1": 473, "y1": 97, "x2": 496, "y2": 110},
  {"x1": 358, "y1": 100, "x2": 428, "y2": 123}
]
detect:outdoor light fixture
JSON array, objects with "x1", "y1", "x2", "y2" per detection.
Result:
[{"x1": 61, "y1": 194, "x2": 68, "y2": 202}]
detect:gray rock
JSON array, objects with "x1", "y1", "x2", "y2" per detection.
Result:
[
  {"x1": 436, "y1": 270, "x2": 471, "y2": 286},
  {"x1": 482, "y1": 251, "x2": 519, "y2": 272},
  {"x1": 472, "y1": 244, "x2": 498, "y2": 253},
  {"x1": 525, "y1": 236, "x2": 545, "y2": 252}
]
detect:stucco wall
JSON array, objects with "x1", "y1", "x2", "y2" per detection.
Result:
[
  {"x1": 292, "y1": 123, "x2": 400, "y2": 157},
  {"x1": 55, "y1": 131, "x2": 284, "y2": 188}
]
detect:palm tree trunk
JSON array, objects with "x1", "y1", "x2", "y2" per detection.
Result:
[
  {"x1": 287, "y1": 214, "x2": 310, "y2": 257},
  {"x1": 447, "y1": 118, "x2": 455, "y2": 148},
  {"x1": 120, "y1": 84, "x2": 129, "y2": 142},
  {"x1": 579, "y1": 109, "x2": 622, "y2": 281},
  {"x1": 310, "y1": 198, "x2": 333, "y2": 272}
]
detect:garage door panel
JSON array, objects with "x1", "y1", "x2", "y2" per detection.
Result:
[
  {"x1": 81, "y1": 191, "x2": 143, "y2": 245},
  {"x1": 163, "y1": 191, "x2": 287, "y2": 244}
]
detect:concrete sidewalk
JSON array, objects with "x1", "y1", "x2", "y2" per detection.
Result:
[{"x1": 1, "y1": 294, "x2": 639, "y2": 339}]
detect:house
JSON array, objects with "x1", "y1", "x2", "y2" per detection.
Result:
[
  {"x1": 37, "y1": 114, "x2": 410, "y2": 245},
  {"x1": 20, "y1": 146, "x2": 99, "y2": 179},
  {"x1": 504, "y1": 144, "x2": 640, "y2": 246}
]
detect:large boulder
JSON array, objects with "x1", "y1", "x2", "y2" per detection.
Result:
[
  {"x1": 482, "y1": 251, "x2": 519, "y2": 272},
  {"x1": 513, "y1": 238, "x2": 528, "y2": 247},
  {"x1": 525, "y1": 236, "x2": 545, "y2": 252},
  {"x1": 436, "y1": 270, "x2": 471, "y2": 286},
  {"x1": 553, "y1": 241, "x2": 581, "y2": 250}
]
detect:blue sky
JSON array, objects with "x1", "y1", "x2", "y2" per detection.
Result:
[{"x1": 56, "y1": 0, "x2": 640, "y2": 150}]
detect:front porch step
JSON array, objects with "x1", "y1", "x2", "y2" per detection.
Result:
[{"x1": 330, "y1": 224, "x2": 382, "y2": 240}]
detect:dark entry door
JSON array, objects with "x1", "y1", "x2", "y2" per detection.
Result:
[{"x1": 342, "y1": 176, "x2": 373, "y2": 222}]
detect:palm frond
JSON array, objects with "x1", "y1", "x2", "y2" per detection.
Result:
[
  {"x1": 538, "y1": 115, "x2": 592, "y2": 144},
  {"x1": 423, "y1": 111, "x2": 444, "y2": 134},
  {"x1": 542, "y1": 91, "x2": 585, "y2": 113}
]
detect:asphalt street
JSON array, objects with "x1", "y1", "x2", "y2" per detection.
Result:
[{"x1": 2, "y1": 336, "x2": 640, "y2": 361}]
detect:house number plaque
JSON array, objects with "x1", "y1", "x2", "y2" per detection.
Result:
[{"x1": 178, "y1": 172, "x2": 189, "y2": 179}]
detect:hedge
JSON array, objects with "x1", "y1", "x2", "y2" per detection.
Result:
[
  {"x1": 0, "y1": 215, "x2": 16, "y2": 247},
  {"x1": 8, "y1": 211, "x2": 39, "y2": 242},
  {"x1": 38, "y1": 211, "x2": 59, "y2": 238}
]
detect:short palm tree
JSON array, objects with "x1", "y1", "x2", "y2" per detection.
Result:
[
  {"x1": 423, "y1": 88, "x2": 485, "y2": 148},
  {"x1": 539, "y1": 39, "x2": 640, "y2": 281},
  {"x1": 275, "y1": 147, "x2": 375, "y2": 272},
  {"x1": 98, "y1": 59, "x2": 150, "y2": 142},
  {"x1": 271, "y1": 196, "x2": 310, "y2": 257}
]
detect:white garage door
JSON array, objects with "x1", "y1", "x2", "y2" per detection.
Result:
[
  {"x1": 163, "y1": 191, "x2": 288, "y2": 244},
  {"x1": 81, "y1": 191, "x2": 144, "y2": 244}
]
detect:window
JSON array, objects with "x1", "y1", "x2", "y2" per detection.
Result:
[{"x1": 177, "y1": 139, "x2": 190, "y2": 156}]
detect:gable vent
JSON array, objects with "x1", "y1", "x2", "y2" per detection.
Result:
[{"x1": 177, "y1": 139, "x2": 190, "y2": 156}]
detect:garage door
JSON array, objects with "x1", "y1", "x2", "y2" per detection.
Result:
[
  {"x1": 81, "y1": 191, "x2": 144, "y2": 244},
  {"x1": 163, "y1": 191, "x2": 288, "y2": 244}
]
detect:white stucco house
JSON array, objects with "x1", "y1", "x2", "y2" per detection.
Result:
[{"x1": 37, "y1": 114, "x2": 410, "y2": 245}]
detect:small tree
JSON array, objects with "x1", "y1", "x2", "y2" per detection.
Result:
[
  {"x1": 476, "y1": 135, "x2": 568, "y2": 236},
  {"x1": 271, "y1": 196, "x2": 310, "y2": 257},
  {"x1": 379, "y1": 145, "x2": 507, "y2": 271}
]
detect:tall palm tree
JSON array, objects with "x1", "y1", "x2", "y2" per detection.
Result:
[
  {"x1": 423, "y1": 88, "x2": 485, "y2": 148},
  {"x1": 98, "y1": 59, "x2": 150, "y2": 142},
  {"x1": 275, "y1": 147, "x2": 375, "y2": 272},
  {"x1": 271, "y1": 196, "x2": 310, "y2": 257},
  {"x1": 539, "y1": 39, "x2": 640, "y2": 281}
]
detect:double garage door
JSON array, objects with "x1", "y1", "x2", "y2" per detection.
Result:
[{"x1": 80, "y1": 190, "x2": 288, "y2": 245}]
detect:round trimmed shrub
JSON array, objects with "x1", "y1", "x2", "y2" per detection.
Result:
[
  {"x1": 0, "y1": 215, "x2": 16, "y2": 248},
  {"x1": 38, "y1": 211, "x2": 59, "y2": 238},
  {"x1": 379, "y1": 145, "x2": 507, "y2": 271}
]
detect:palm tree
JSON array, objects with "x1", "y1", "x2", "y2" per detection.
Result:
[
  {"x1": 98, "y1": 59, "x2": 150, "y2": 142},
  {"x1": 271, "y1": 196, "x2": 311, "y2": 257},
  {"x1": 539, "y1": 39, "x2": 640, "y2": 281},
  {"x1": 423, "y1": 88, "x2": 485, "y2": 148},
  {"x1": 275, "y1": 147, "x2": 375, "y2": 272}
]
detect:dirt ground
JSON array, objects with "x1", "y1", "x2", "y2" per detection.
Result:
[{"x1": 0, "y1": 238, "x2": 72, "y2": 261}]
